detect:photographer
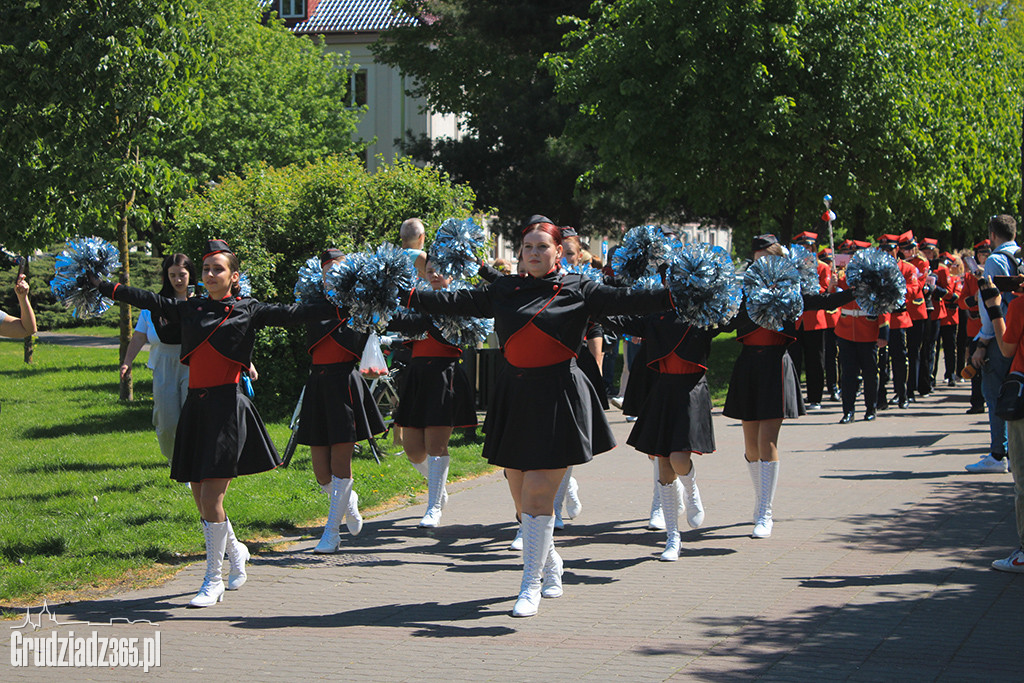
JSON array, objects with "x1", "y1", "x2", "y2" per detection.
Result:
[
  {"x1": 977, "y1": 275, "x2": 1024, "y2": 572},
  {"x1": 0, "y1": 273, "x2": 37, "y2": 339}
]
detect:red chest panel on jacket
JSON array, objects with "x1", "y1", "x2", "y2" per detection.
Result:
[
  {"x1": 504, "y1": 321, "x2": 575, "y2": 367},
  {"x1": 412, "y1": 335, "x2": 462, "y2": 358},
  {"x1": 311, "y1": 335, "x2": 358, "y2": 365},
  {"x1": 188, "y1": 342, "x2": 243, "y2": 388}
]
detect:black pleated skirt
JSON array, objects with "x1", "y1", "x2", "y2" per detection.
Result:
[
  {"x1": 395, "y1": 356, "x2": 478, "y2": 429},
  {"x1": 171, "y1": 383, "x2": 279, "y2": 483},
  {"x1": 482, "y1": 359, "x2": 615, "y2": 470},
  {"x1": 621, "y1": 351, "x2": 655, "y2": 417},
  {"x1": 723, "y1": 344, "x2": 805, "y2": 421},
  {"x1": 577, "y1": 345, "x2": 609, "y2": 409},
  {"x1": 627, "y1": 372, "x2": 715, "y2": 456},
  {"x1": 295, "y1": 361, "x2": 386, "y2": 447}
]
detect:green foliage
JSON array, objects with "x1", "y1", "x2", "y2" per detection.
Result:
[
  {"x1": 375, "y1": 0, "x2": 670, "y2": 239},
  {"x1": 173, "y1": 154, "x2": 477, "y2": 417},
  {"x1": 0, "y1": 342, "x2": 492, "y2": 605},
  {"x1": 545, "y1": 0, "x2": 1023, "y2": 245}
]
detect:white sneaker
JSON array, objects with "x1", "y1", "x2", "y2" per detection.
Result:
[
  {"x1": 965, "y1": 454, "x2": 1009, "y2": 474},
  {"x1": 626, "y1": 415, "x2": 638, "y2": 422},
  {"x1": 609, "y1": 396, "x2": 624, "y2": 409},
  {"x1": 992, "y1": 547, "x2": 1024, "y2": 573}
]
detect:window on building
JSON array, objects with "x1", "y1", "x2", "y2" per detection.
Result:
[
  {"x1": 280, "y1": 0, "x2": 304, "y2": 18},
  {"x1": 346, "y1": 70, "x2": 368, "y2": 108}
]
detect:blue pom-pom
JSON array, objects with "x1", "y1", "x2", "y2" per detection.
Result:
[
  {"x1": 743, "y1": 256, "x2": 804, "y2": 330},
  {"x1": 846, "y1": 248, "x2": 905, "y2": 315},
  {"x1": 665, "y1": 244, "x2": 741, "y2": 328},
  {"x1": 564, "y1": 263, "x2": 605, "y2": 283},
  {"x1": 611, "y1": 225, "x2": 680, "y2": 284},
  {"x1": 429, "y1": 217, "x2": 485, "y2": 280},
  {"x1": 325, "y1": 244, "x2": 415, "y2": 332},
  {"x1": 294, "y1": 257, "x2": 326, "y2": 304},
  {"x1": 788, "y1": 244, "x2": 819, "y2": 295},
  {"x1": 51, "y1": 236, "x2": 121, "y2": 318}
]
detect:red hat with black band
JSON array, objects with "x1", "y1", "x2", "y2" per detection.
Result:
[
  {"x1": 919, "y1": 238, "x2": 939, "y2": 251},
  {"x1": 791, "y1": 231, "x2": 818, "y2": 245},
  {"x1": 973, "y1": 238, "x2": 992, "y2": 253},
  {"x1": 897, "y1": 231, "x2": 916, "y2": 249}
]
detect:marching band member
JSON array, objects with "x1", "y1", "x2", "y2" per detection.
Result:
[
  {"x1": 898, "y1": 232, "x2": 930, "y2": 402},
  {"x1": 790, "y1": 232, "x2": 831, "y2": 410},
  {"x1": 403, "y1": 215, "x2": 674, "y2": 617}
]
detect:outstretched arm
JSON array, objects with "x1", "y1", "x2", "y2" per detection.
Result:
[{"x1": 0, "y1": 275, "x2": 36, "y2": 338}]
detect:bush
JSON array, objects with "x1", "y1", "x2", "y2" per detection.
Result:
[{"x1": 173, "y1": 154, "x2": 478, "y2": 418}]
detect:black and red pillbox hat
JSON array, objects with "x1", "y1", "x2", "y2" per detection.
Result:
[
  {"x1": 752, "y1": 234, "x2": 779, "y2": 251},
  {"x1": 522, "y1": 214, "x2": 556, "y2": 233},
  {"x1": 202, "y1": 239, "x2": 233, "y2": 261},
  {"x1": 319, "y1": 248, "x2": 345, "y2": 267},
  {"x1": 560, "y1": 226, "x2": 579, "y2": 239},
  {"x1": 973, "y1": 238, "x2": 992, "y2": 252}
]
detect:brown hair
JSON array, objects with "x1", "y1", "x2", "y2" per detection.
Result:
[{"x1": 159, "y1": 253, "x2": 196, "y2": 298}]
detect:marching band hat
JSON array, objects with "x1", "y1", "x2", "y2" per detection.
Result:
[
  {"x1": 523, "y1": 214, "x2": 555, "y2": 230},
  {"x1": 973, "y1": 238, "x2": 992, "y2": 252},
  {"x1": 897, "y1": 231, "x2": 916, "y2": 248},
  {"x1": 560, "y1": 225, "x2": 579, "y2": 239},
  {"x1": 940, "y1": 251, "x2": 956, "y2": 263},
  {"x1": 853, "y1": 239, "x2": 872, "y2": 250},
  {"x1": 837, "y1": 239, "x2": 855, "y2": 252},
  {"x1": 877, "y1": 234, "x2": 900, "y2": 248},
  {"x1": 202, "y1": 239, "x2": 233, "y2": 261},
  {"x1": 919, "y1": 237, "x2": 940, "y2": 250},
  {"x1": 319, "y1": 248, "x2": 345, "y2": 266},
  {"x1": 818, "y1": 247, "x2": 833, "y2": 260},
  {"x1": 752, "y1": 234, "x2": 779, "y2": 251},
  {"x1": 791, "y1": 231, "x2": 818, "y2": 244}
]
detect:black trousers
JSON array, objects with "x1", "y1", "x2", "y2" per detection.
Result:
[
  {"x1": 955, "y1": 318, "x2": 968, "y2": 375},
  {"x1": 886, "y1": 327, "x2": 910, "y2": 404},
  {"x1": 939, "y1": 324, "x2": 957, "y2": 381},
  {"x1": 876, "y1": 345, "x2": 890, "y2": 406},
  {"x1": 839, "y1": 337, "x2": 879, "y2": 414},
  {"x1": 968, "y1": 338, "x2": 985, "y2": 410},
  {"x1": 824, "y1": 328, "x2": 840, "y2": 394},
  {"x1": 906, "y1": 320, "x2": 925, "y2": 398},
  {"x1": 793, "y1": 328, "x2": 826, "y2": 403},
  {"x1": 919, "y1": 319, "x2": 940, "y2": 394}
]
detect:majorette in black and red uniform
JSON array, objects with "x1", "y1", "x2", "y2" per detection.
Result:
[
  {"x1": 98, "y1": 267, "x2": 334, "y2": 484},
  {"x1": 723, "y1": 284, "x2": 854, "y2": 422},
  {"x1": 602, "y1": 312, "x2": 716, "y2": 457},
  {"x1": 387, "y1": 311, "x2": 478, "y2": 430},
  {"x1": 404, "y1": 270, "x2": 673, "y2": 471},
  {"x1": 296, "y1": 305, "x2": 386, "y2": 448}
]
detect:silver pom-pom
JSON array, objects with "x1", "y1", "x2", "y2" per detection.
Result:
[
  {"x1": 430, "y1": 280, "x2": 494, "y2": 347},
  {"x1": 564, "y1": 263, "x2": 605, "y2": 283},
  {"x1": 50, "y1": 236, "x2": 121, "y2": 318},
  {"x1": 789, "y1": 244, "x2": 819, "y2": 295},
  {"x1": 294, "y1": 257, "x2": 326, "y2": 304},
  {"x1": 743, "y1": 255, "x2": 804, "y2": 330},
  {"x1": 325, "y1": 244, "x2": 415, "y2": 332},
  {"x1": 846, "y1": 248, "x2": 905, "y2": 315},
  {"x1": 631, "y1": 273, "x2": 662, "y2": 291},
  {"x1": 665, "y1": 244, "x2": 741, "y2": 329},
  {"x1": 611, "y1": 225, "x2": 680, "y2": 284},
  {"x1": 429, "y1": 217, "x2": 486, "y2": 280}
]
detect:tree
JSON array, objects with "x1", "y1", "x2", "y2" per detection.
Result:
[
  {"x1": 373, "y1": 0, "x2": 673, "y2": 240},
  {"x1": 0, "y1": 0, "x2": 208, "y2": 378},
  {"x1": 545, "y1": 0, "x2": 1022, "y2": 248}
]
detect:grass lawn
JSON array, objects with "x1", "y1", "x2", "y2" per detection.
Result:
[{"x1": 0, "y1": 339, "x2": 494, "y2": 610}]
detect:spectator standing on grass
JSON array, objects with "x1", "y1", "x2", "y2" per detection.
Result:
[
  {"x1": 975, "y1": 275, "x2": 1024, "y2": 572},
  {"x1": 119, "y1": 254, "x2": 196, "y2": 463},
  {"x1": 0, "y1": 273, "x2": 36, "y2": 338},
  {"x1": 966, "y1": 215, "x2": 1018, "y2": 474}
]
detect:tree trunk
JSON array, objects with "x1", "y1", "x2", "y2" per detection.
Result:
[
  {"x1": 118, "y1": 146, "x2": 138, "y2": 402},
  {"x1": 22, "y1": 256, "x2": 34, "y2": 364}
]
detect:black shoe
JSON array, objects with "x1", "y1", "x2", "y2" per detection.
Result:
[
  {"x1": 966, "y1": 405, "x2": 985, "y2": 414},
  {"x1": 829, "y1": 390, "x2": 841, "y2": 402},
  {"x1": 899, "y1": 399, "x2": 910, "y2": 409},
  {"x1": 839, "y1": 412, "x2": 855, "y2": 424},
  {"x1": 864, "y1": 411, "x2": 876, "y2": 421},
  {"x1": 947, "y1": 378, "x2": 956, "y2": 387},
  {"x1": 876, "y1": 400, "x2": 889, "y2": 411},
  {"x1": 907, "y1": 394, "x2": 916, "y2": 403}
]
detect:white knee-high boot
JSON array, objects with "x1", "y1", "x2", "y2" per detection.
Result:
[
  {"x1": 509, "y1": 518, "x2": 524, "y2": 551},
  {"x1": 190, "y1": 520, "x2": 227, "y2": 607},
  {"x1": 553, "y1": 470, "x2": 569, "y2": 529},
  {"x1": 410, "y1": 459, "x2": 429, "y2": 479},
  {"x1": 565, "y1": 468, "x2": 582, "y2": 519},
  {"x1": 512, "y1": 513, "x2": 555, "y2": 617},
  {"x1": 752, "y1": 461, "x2": 779, "y2": 538},
  {"x1": 339, "y1": 477, "x2": 362, "y2": 535},
  {"x1": 419, "y1": 455, "x2": 449, "y2": 528},
  {"x1": 747, "y1": 459, "x2": 761, "y2": 523},
  {"x1": 679, "y1": 466, "x2": 705, "y2": 529},
  {"x1": 648, "y1": 459, "x2": 665, "y2": 530},
  {"x1": 541, "y1": 541, "x2": 564, "y2": 598},
  {"x1": 313, "y1": 475, "x2": 346, "y2": 553},
  {"x1": 224, "y1": 519, "x2": 250, "y2": 590},
  {"x1": 659, "y1": 480, "x2": 681, "y2": 561}
]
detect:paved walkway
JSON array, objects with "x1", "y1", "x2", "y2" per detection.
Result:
[{"x1": 4, "y1": 384, "x2": 1022, "y2": 681}]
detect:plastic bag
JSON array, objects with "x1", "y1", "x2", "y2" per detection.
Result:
[{"x1": 359, "y1": 331, "x2": 389, "y2": 379}]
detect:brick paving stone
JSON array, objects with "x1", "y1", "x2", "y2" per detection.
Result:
[{"x1": 5, "y1": 385, "x2": 1024, "y2": 680}]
